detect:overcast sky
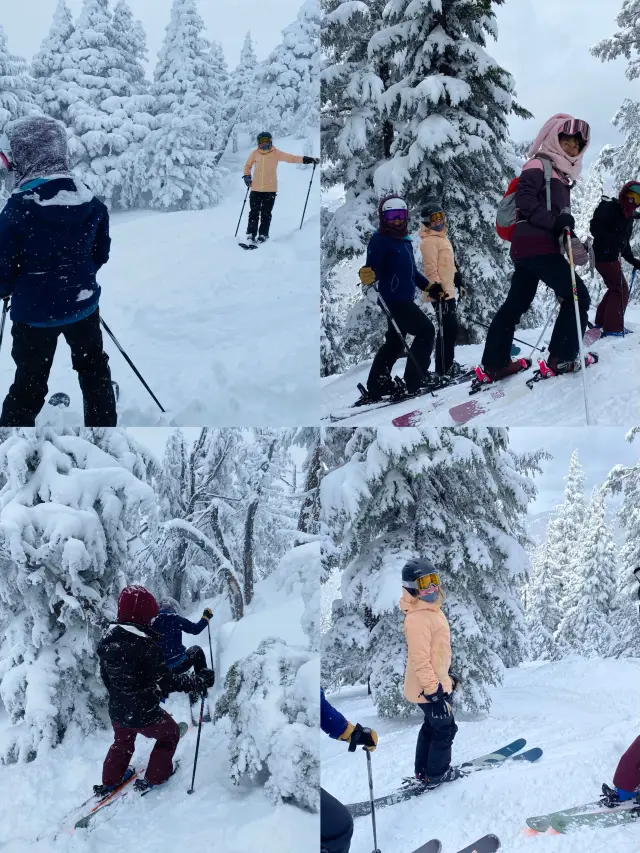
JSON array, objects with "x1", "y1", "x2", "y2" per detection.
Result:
[
  {"x1": 493, "y1": 0, "x2": 635, "y2": 169},
  {"x1": 509, "y1": 427, "x2": 639, "y2": 515},
  {"x1": 1, "y1": 0, "x2": 301, "y2": 70}
]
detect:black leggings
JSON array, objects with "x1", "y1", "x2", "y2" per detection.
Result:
[
  {"x1": 482, "y1": 253, "x2": 590, "y2": 368},
  {"x1": 367, "y1": 299, "x2": 435, "y2": 396},
  {"x1": 415, "y1": 703, "x2": 458, "y2": 777},
  {"x1": 247, "y1": 191, "x2": 276, "y2": 238}
]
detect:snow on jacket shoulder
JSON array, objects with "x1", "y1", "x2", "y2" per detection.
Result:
[
  {"x1": 243, "y1": 147, "x2": 304, "y2": 192},
  {"x1": 153, "y1": 610, "x2": 208, "y2": 668},
  {"x1": 419, "y1": 225, "x2": 456, "y2": 300},
  {"x1": 366, "y1": 230, "x2": 429, "y2": 306},
  {"x1": 0, "y1": 177, "x2": 109, "y2": 326},
  {"x1": 98, "y1": 623, "x2": 198, "y2": 728},
  {"x1": 400, "y1": 589, "x2": 452, "y2": 703},
  {"x1": 510, "y1": 158, "x2": 571, "y2": 262},
  {"x1": 321, "y1": 688, "x2": 349, "y2": 739}
]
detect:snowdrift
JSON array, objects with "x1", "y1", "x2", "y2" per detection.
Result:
[{"x1": 322, "y1": 657, "x2": 640, "y2": 853}]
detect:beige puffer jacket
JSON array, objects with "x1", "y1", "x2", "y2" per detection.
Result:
[
  {"x1": 419, "y1": 224, "x2": 457, "y2": 302},
  {"x1": 400, "y1": 589, "x2": 452, "y2": 703},
  {"x1": 243, "y1": 147, "x2": 304, "y2": 192}
]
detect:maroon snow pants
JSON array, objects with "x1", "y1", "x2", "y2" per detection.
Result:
[
  {"x1": 595, "y1": 260, "x2": 629, "y2": 333},
  {"x1": 613, "y1": 735, "x2": 640, "y2": 792},
  {"x1": 102, "y1": 711, "x2": 180, "y2": 786}
]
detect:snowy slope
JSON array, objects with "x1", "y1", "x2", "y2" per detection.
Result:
[
  {"x1": 322, "y1": 311, "x2": 640, "y2": 426},
  {"x1": 0, "y1": 581, "x2": 317, "y2": 853},
  {"x1": 0, "y1": 136, "x2": 320, "y2": 427},
  {"x1": 322, "y1": 657, "x2": 640, "y2": 853}
]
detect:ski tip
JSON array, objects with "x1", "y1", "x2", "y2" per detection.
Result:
[{"x1": 521, "y1": 827, "x2": 538, "y2": 836}]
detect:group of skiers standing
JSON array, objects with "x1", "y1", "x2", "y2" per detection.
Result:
[{"x1": 359, "y1": 112, "x2": 640, "y2": 402}]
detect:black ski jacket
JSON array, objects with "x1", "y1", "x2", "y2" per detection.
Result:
[
  {"x1": 98, "y1": 622, "x2": 199, "y2": 728},
  {"x1": 590, "y1": 197, "x2": 637, "y2": 265}
]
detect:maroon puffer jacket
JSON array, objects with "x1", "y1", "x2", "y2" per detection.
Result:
[{"x1": 510, "y1": 159, "x2": 571, "y2": 261}]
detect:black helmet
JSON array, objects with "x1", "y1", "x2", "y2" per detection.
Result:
[
  {"x1": 420, "y1": 199, "x2": 444, "y2": 222},
  {"x1": 257, "y1": 131, "x2": 272, "y2": 143},
  {"x1": 402, "y1": 557, "x2": 437, "y2": 586}
]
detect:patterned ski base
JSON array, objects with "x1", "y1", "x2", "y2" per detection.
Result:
[
  {"x1": 549, "y1": 804, "x2": 640, "y2": 833},
  {"x1": 346, "y1": 739, "x2": 538, "y2": 818},
  {"x1": 583, "y1": 327, "x2": 602, "y2": 347},
  {"x1": 74, "y1": 722, "x2": 188, "y2": 830}
]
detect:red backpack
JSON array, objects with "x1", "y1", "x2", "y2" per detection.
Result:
[{"x1": 496, "y1": 155, "x2": 554, "y2": 242}]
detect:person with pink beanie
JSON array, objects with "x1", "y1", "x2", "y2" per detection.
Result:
[{"x1": 482, "y1": 114, "x2": 591, "y2": 380}]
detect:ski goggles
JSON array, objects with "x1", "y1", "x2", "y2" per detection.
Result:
[
  {"x1": 405, "y1": 572, "x2": 441, "y2": 591},
  {"x1": 0, "y1": 132, "x2": 13, "y2": 171},
  {"x1": 559, "y1": 119, "x2": 590, "y2": 147},
  {"x1": 257, "y1": 136, "x2": 272, "y2": 149},
  {"x1": 426, "y1": 211, "x2": 445, "y2": 226},
  {"x1": 381, "y1": 199, "x2": 409, "y2": 222},
  {"x1": 626, "y1": 185, "x2": 640, "y2": 204}
]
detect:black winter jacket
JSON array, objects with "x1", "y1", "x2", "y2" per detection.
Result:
[
  {"x1": 590, "y1": 198, "x2": 637, "y2": 265},
  {"x1": 98, "y1": 622, "x2": 199, "y2": 728}
]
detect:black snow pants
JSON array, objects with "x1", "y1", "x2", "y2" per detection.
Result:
[
  {"x1": 415, "y1": 703, "x2": 458, "y2": 778},
  {"x1": 367, "y1": 299, "x2": 435, "y2": 397},
  {"x1": 481, "y1": 253, "x2": 590, "y2": 369},
  {"x1": 247, "y1": 191, "x2": 277, "y2": 239},
  {"x1": 433, "y1": 298, "x2": 458, "y2": 374},
  {"x1": 0, "y1": 308, "x2": 117, "y2": 427},
  {"x1": 321, "y1": 788, "x2": 354, "y2": 853},
  {"x1": 170, "y1": 646, "x2": 208, "y2": 705}
]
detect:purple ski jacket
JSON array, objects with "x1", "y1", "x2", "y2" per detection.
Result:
[{"x1": 510, "y1": 159, "x2": 572, "y2": 261}]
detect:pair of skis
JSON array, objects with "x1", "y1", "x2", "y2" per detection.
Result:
[
  {"x1": 409, "y1": 835, "x2": 500, "y2": 853},
  {"x1": 346, "y1": 738, "x2": 542, "y2": 818},
  {"x1": 524, "y1": 793, "x2": 640, "y2": 835}
]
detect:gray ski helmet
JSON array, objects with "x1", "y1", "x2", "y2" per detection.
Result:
[
  {"x1": 421, "y1": 199, "x2": 444, "y2": 223},
  {"x1": 402, "y1": 557, "x2": 437, "y2": 588},
  {"x1": 159, "y1": 596, "x2": 181, "y2": 614}
]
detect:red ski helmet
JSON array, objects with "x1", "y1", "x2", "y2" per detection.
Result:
[{"x1": 117, "y1": 585, "x2": 159, "y2": 626}]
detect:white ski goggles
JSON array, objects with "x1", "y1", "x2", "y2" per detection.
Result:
[{"x1": 0, "y1": 132, "x2": 13, "y2": 171}]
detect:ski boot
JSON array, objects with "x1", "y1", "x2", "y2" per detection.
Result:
[
  {"x1": 257, "y1": 234, "x2": 269, "y2": 244},
  {"x1": 134, "y1": 762, "x2": 179, "y2": 795},
  {"x1": 470, "y1": 358, "x2": 532, "y2": 395},
  {"x1": 93, "y1": 766, "x2": 135, "y2": 799},
  {"x1": 354, "y1": 375, "x2": 406, "y2": 406},
  {"x1": 527, "y1": 352, "x2": 598, "y2": 388},
  {"x1": 422, "y1": 765, "x2": 464, "y2": 790},
  {"x1": 602, "y1": 328, "x2": 633, "y2": 337}
]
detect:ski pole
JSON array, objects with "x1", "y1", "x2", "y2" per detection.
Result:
[
  {"x1": 207, "y1": 621, "x2": 214, "y2": 669},
  {"x1": 621, "y1": 266, "x2": 626, "y2": 338},
  {"x1": 470, "y1": 319, "x2": 547, "y2": 354},
  {"x1": 187, "y1": 692, "x2": 206, "y2": 795},
  {"x1": 528, "y1": 300, "x2": 557, "y2": 360},
  {"x1": 437, "y1": 299, "x2": 446, "y2": 375},
  {"x1": 565, "y1": 228, "x2": 590, "y2": 426},
  {"x1": 366, "y1": 750, "x2": 382, "y2": 853},
  {"x1": 299, "y1": 162, "x2": 316, "y2": 230},
  {"x1": 235, "y1": 185, "x2": 250, "y2": 238},
  {"x1": 99, "y1": 316, "x2": 166, "y2": 413},
  {"x1": 374, "y1": 283, "x2": 435, "y2": 397},
  {"x1": 630, "y1": 268, "x2": 638, "y2": 302},
  {"x1": 0, "y1": 298, "x2": 9, "y2": 355}
]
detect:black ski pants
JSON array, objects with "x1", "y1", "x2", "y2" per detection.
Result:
[
  {"x1": 321, "y1": 788, "x2": 354, "y2": 853},
  {"x1": 247, "y1": 191, "x2": 276, "y2": 238},
  {"x1": 481, "y1": 253, "x2": 590, "y2": 369},
  {"x1": 367, "y1": 299, "x2": 435, "y2": 397},
  {"x1": 433, "y1": 298, "x2": 458, "y2": 374},
  {"x1": 0, "y1": 308, "x2": 117, "y2": 427},
  {"x1": 415, "y1": 703, "x2": 458, "y2": 778},
  {"x1": 170, "y1": 646, "x2": 208, "y2": 705}
]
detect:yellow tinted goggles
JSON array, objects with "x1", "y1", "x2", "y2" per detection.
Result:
[
  {"x1": 416, "y1": 573, "x2": 440, "y2": 589},
  {"x1": 626, "y1": 190, "x2": 640, "y2": 205},
  {"x1": 429, "y1": 212, "x2": 445, "y2": 225}
]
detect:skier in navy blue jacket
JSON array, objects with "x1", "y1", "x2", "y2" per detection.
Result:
[
  {"x1": 0, "y1": 116, "x2": 117, "y2": 426},
  {"x1": 153, "y1": 598, "x2": 213, "y2": 711},
  {"x1": 321, "y1": 688, "x2": 378, "y2": 853},
  {"x1": 359, "y1": 195, "x2": 435, "y2": 401}
]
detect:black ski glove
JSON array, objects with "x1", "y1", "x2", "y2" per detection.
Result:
[
  {"x1": 454, "y1": 271, "x2": 466, "y2": 299},
  {"x1": 553, "y1": 212, "x2": 575, "y2": 235},
  {"x1": 243, "y1": 175, "x2": 252, "y2": 188},
  {"x1": 341, "y1": 722, "x2": 378, "y2": 752},
  {"x1": 428, "y1": 282, "x2": 444, "y2": 300},
  {"x1": 202, "y1": 607, "x2": 213, "y2": 620},
  {"x1": 421, "y1": 683, "x2": 452, "y2": 720},
  {"x1": 303, "y1": 156, "x2": 319, "y2": 165},
  {"x1": 194, "y1": 668, "x2": 215, "y2": 693}
]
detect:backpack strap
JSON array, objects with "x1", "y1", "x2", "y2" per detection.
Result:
[{"x1": 533, "y1": 153, "x2": 554, "y2": 212}]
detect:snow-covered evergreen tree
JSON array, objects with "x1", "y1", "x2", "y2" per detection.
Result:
[
  {"x1": 605, "y1": 428, "x2": 640, "y2": 655},
  {"x1": 208, "y1": 41, "x2": 230, "y2": 151},
  {"x1": 572, "y1": 151, "x2": 607, "y2": 242},
  {"x1": 0, "y1": 26, "x2": 38, "y2": 202},
  {"x1": 0, "y1": 427, "x2": 157, "y2": 762},
  {"x1": 555, "y1": 488, "x2": 618, "y2": 657},
  {"x1": 320, "y1": 427, "x2": 541, "y2": 716},
  {"x1": 321, "y1": 0, "x2": 531, "y2": 370},
  {"x1": 145, "y1": 0, "x2": 225, "y2": 210},
  {"x1": 223, "y1": 31, "x2": 263, "y2": 151},
  {"x1": 525, "y1": 534, "x2": 565, "y2": 661},
  {"x1": 31, "y1": 0, "x2": 75, "y2": 121},
  {"x1": 260, "y1": 0, "x2": 320, "y2": 138}
]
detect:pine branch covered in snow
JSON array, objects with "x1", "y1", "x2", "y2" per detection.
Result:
[
  {"x1": 0, "y1": 428, "x2": 157, "y2": 762},
  {"x1": 213, "y1": 638, "x2": 319, "y2": 811},
  {"x1": 571, "y1": 151, "x2": 606, "y2": 242}
]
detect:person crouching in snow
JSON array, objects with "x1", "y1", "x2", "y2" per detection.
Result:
[
  {"x1": 154, "y1": 597, "x2": 213, "y2": 719},
  {"x1": 0, "y1": 116, "x2": 117, "y2": 426},
  {"x1": 590, "y1": 181, "x2": 640, "y2": 336},
  {"x1": 419, "y1": 200, "x2": 463, "y2": 377},
  {"x1": 481, "y1": 114, "x2": 591, "y2": 379},
  {"x1": 242, "y1": 131, "x2": 319, "y2": 244},
  {"x1": 96, "y1": 585, "x2": 215, "y2": 795},
  {"x1": 360, "y1": 195, "x2": 435, "y2": 402},
  {"x1": 400, "y1": 558, "x2": 461, "y2": 789}
]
